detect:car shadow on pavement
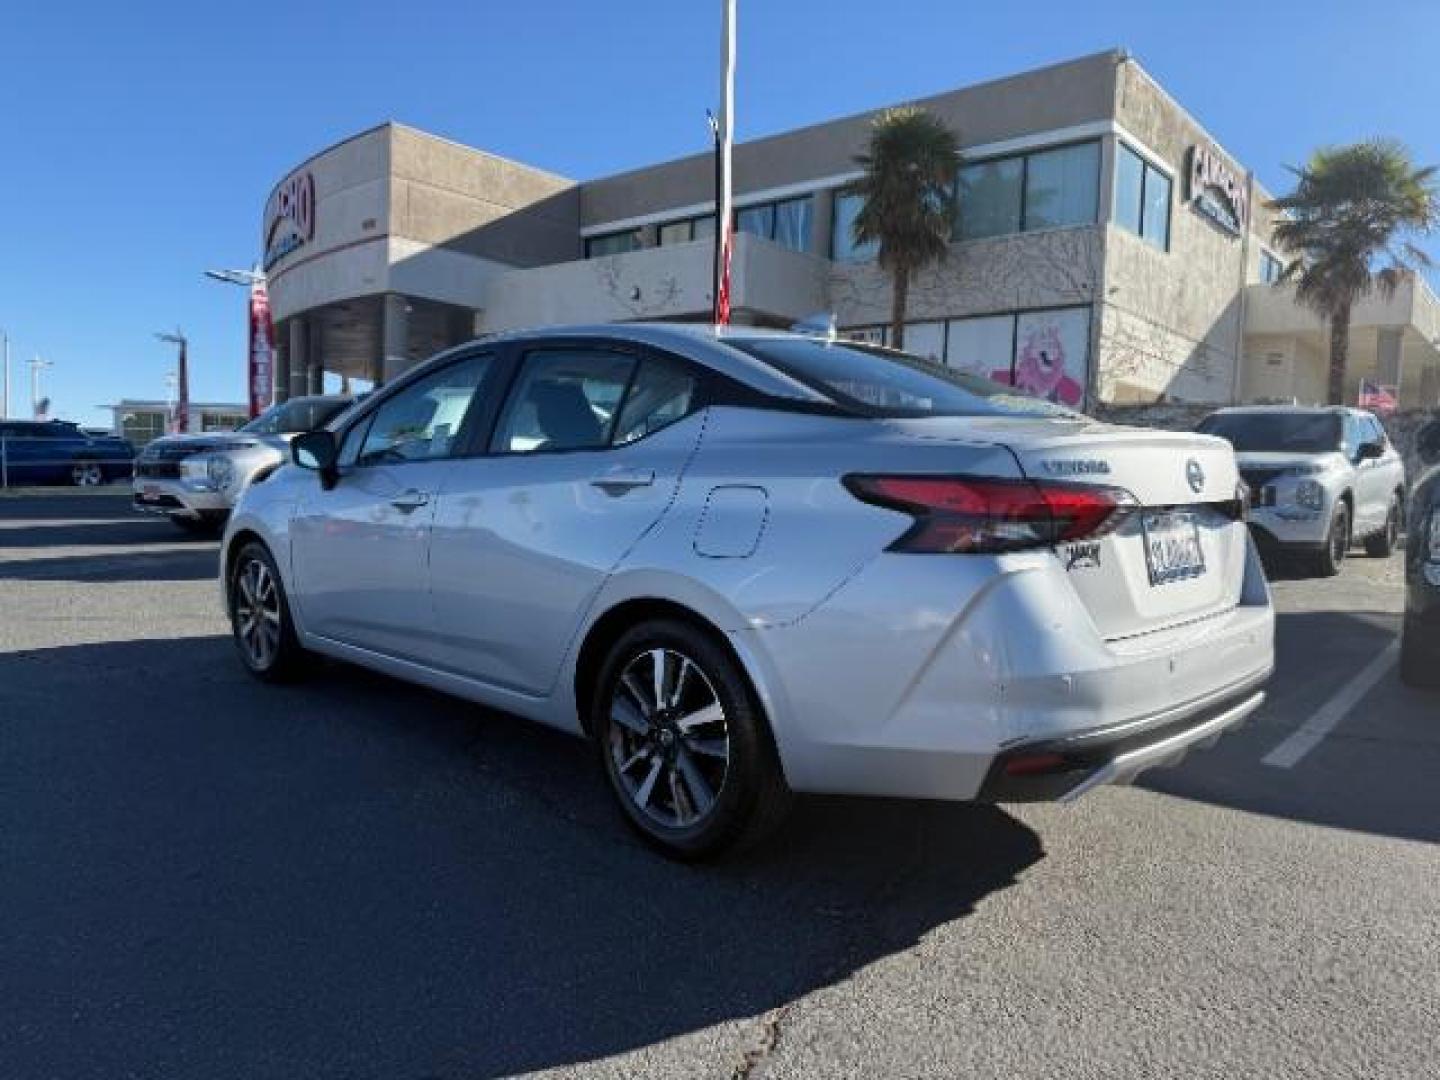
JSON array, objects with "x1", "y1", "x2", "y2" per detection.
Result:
[
  {"x1": 0, "y1": 519, "x2": 193, "y2": 548},
  {"x1": 1142, "y1": 608, "x2": 1440, "y2": 846},
  {"x1": 0, "y1": 544, "x2": 219, "y2": 582},
  {"x1": 0, "y1": 636, "x2": 1044, "y2": 1080}
]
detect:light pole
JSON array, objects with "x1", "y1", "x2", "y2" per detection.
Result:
[
  {"x1": 1, "y1": 327, "x2": 9, "y2": 420},
  {"x1": 29, "y1": 355, "x2": 53, "y2": 419},
  {"x1": 155, "y1": 330, "x2": 189, "y2": 433}
]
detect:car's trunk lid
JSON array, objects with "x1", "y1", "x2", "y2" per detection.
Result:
[{"x1": 889, "y1": 416, "x2": 1248, "y2": 640}]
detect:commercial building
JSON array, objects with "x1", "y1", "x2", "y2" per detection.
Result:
[
  {"x1": 262, "y1": 49, "x2": 1440, "y2": 410},
  {"x1": 109, "y1": 400, "x2": 249, "y2": 448}
]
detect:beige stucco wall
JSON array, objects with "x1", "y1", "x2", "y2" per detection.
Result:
[
  {"x1": 266, "y1": 126, "x2": 393, "y2": 323},
  {"x1": 829, "y1": 227, "x2": 1102, "y2": 326},
  {"x1": 479, "y1": 234, "x2": 829, "y2": 333},
  {"x1": 1098, "y1": 61, "x2": 1259, "y2": 403},
  {"x1": 581, "y1": 51, "x2": 1121, "y2": 232}
]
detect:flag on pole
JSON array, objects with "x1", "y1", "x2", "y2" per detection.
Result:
[
  {"x1": 172, "y1": 337, "x2": 190, "y2": 434},
  {"x1": 714, "y1": 0, "x2": 736, "y2": 327},
  {"x1": 1358, "y1": 378, "x2": 1398, "y2": 415},
  {"x1": 248, "y1": 280, "x2": 275, "y2": 418}
]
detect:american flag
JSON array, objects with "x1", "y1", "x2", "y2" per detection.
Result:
[{"x1": 1358, "y1": 379, "x2": 1398, "y2": 415}]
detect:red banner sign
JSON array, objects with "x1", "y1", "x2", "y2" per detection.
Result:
[{"x1": 249, "y1": 281, "x2": 275, "y2": 418}]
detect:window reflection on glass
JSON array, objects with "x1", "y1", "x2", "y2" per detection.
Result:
[
  {"x1": 356, "y1": 356, "x2": 490, "y2": 466},
  {"x1": 957, "y1": 158, "x2": 1023, "y2": 239},
  {"x1": 494, "y1": 350, "x2": 636, "y2": 454},
  {"x1": 831, "y1": 193, "x2": 879, "y2": 261},
  {"x1": 1024, "y1": 142, "x2": 1100, "y2": 231}
]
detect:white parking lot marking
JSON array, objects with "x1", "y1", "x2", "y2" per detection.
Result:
[{"x1": 1262, "y1": 640, "x2": 1400, "y2": 769}]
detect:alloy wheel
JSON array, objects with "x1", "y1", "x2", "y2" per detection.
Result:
[
  {"x1": 71, "y1": 463, "x2": 102, "y2": 486},
  {"x1": 233, "y1": 557, "x2": 283, "y2": 670},
  {"x1": 607, "y1": 647, "x2": 730, "y2": 829}
]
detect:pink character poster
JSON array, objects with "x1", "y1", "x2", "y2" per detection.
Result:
[{"x1": 997, "y1": 309, "x2": 1088, "y2": 407}]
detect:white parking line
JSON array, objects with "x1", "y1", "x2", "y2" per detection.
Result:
[{"x1": 1262, "y1": 640, "x2": 1400, "y2": 769}]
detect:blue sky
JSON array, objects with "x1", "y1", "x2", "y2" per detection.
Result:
[{"x1": 3, "y1": 0, "x2": 1438, "y2": 427}]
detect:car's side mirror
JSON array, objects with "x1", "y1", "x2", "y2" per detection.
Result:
[
  {"x1": 292, "y1": 430, "x2": 339, "y2": 489},
  {"x1": 1417, "y1": 419, "x2": 1440, "y2": 466},
  {"x1": 1358, "y1": 439, "x2": 1385, "y2": 462}
]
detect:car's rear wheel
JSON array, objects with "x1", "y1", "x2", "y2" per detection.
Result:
[
  {"x1": 1313, "y1": 502, "x2": 1350, "y2": 577},
  {"x1": 1365, "y1": 497, "x2": 1402, "y2": 558},
  {"x1": 1400, "y1": 617, "x2": 1440, "y2": 690},
  {"x1": 227, "y1": 542, "x2": 308, "y2": 682},
  {"x1": 70, "y1": 462, "x2": 104, "y2": 486},
  {"x1": 593, "y1": 618, "x2": 791, "y2": 860}
]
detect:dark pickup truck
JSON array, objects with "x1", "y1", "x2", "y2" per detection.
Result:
[{"x1": 0, "y1": 420, "x2": 136, "y2": 486}]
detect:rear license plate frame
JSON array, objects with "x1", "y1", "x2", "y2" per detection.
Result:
[{"x1": 1141, "y1": 510, "x2": 1206, "y2": 586}]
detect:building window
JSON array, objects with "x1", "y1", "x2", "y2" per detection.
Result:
[
  {"x1": 1023, "y1": 142, "x2": 1101, "y2": 231},
  {"x1": 956, "y1": 140, "x2": 1100, "y2": 241},
  {"x1": 1114, "y1": 143, "x2": 1171, "y2": 251},
  {"x1": 585, "y1": 229, "x2": 643, "y2": 258},
  {"x1": 1259, "y1": 249, "x2": 1284, "y2": 284},
  {"x1": 840, "y1": 306, "x2": 1091, "y2": 410},
  {"x1": 831, "y1": 192, "x2": 880, "y2": 262},
  {"x1": 733, "y1": 195, "x2": 812, "y2": 252},
  {"x1": 119, "y1": 411, "x2": 166, "y2": 447},
  {"x1": 201, "y1": 412, "x2": 247, "y2": 432},
  {"x1": 657, "y1": 215, "x2": 717, "y2": 246}
]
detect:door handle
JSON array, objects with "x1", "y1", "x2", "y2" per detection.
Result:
[
  {"x1": 590, "y1": 467, "x2": 655, "y2": 493},
  {"x1": 390, "y1": 488, "x2": 431, "y2": 512}
]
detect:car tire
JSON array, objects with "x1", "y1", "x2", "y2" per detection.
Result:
[
  {"x1": 70, "y1": 462, "x2": 104, "y2": 487},
  {"x1": 1364, "y1": 497, "x2": 1402, "y2": 558},
  {"x1": 227, "y1": 541, "x2": 308, "y2": 683},
  {"x1": 592, "y1": 618, "x2": 792, "y2": 861},
  {"x1": 1312, "y1": 502, "x2": 1350, "y2": 577},
  {"x1": 1399, "y1": 617, "x2": 1440, "y2": 690}
]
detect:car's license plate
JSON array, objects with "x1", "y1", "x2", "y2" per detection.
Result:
[{"x1": 1142, "y1": 511, "x2": 1206, "y2": 586}]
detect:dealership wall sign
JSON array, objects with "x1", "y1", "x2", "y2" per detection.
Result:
[
  {"x1": 1187, "y1": 145, "x2": 1248, "y2": 236},
  {"x1": 264, "y1": 171, "x2": 316, "y2": 270}
]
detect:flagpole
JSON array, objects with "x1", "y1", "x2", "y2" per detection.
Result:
[{"x1": 714, "y1": 0, "x2": 736, "y2": 327}]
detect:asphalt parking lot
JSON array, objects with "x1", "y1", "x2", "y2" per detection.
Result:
[{"x1": 2, "y1": 491, "x2": 1437, "y2": 1080}]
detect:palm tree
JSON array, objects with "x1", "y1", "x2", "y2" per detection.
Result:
[
  {"x1": 1268, "y1": 140, "x2": 1439, "y2": 405},
  {"x1": 848, "y1": 108, "x2": 960, "y2": 351}
]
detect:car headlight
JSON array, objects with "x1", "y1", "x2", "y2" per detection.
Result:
[
  {"x1": 206, "y1": 454, "x2": 236, "y2": 489},
  {"x1": 1294, "y1": 479, "x2": 1325, "y2": 511}
]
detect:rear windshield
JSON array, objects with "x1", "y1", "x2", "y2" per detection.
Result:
[
  {"x1": 733, "y1": 337, "x2": 1081, "y2": 419},
  {"x1": 1197, "y1": 412, "x2": 1341, "y2": 454},
  {"x1": 242, "y1": 398, "x2": 351, "y2": 435}
]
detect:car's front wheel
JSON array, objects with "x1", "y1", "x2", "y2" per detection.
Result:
[
  {"x1": 227, "y1": 542, "x2": 308, "y2": 682},
  {"x1": 1312, "y1": 502, "x2": 1351, "y2": 577},
  {"x1": 593, "y1": 619, "x2": 791, "y2": 860}
]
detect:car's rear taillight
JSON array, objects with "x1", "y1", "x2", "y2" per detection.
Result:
[{"x1": 843, "y1": 474, "x2": 1136, "y2": 554}]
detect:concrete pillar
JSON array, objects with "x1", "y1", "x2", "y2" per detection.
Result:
[
  {"x1": 288, "y1": 315, "x2": 309, "y2": 400},
  {"x1": 1377, "y1": 327, "x2": 1404, "y2": 400},
  {"x1": 809, "y1": 188, "x2": 834, "y2": 258},
  {"x1": 274, "y1": 324, "x2": 292, "y2": 404},
  {"x1": 381, "y1": 294, "x2": 410, "y2": 386}
]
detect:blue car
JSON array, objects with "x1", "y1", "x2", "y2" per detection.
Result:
[{"x1": 0, "y1": 420, "x2": 136, "y2": 486}]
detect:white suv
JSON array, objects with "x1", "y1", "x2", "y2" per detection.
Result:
[{"x1": 1198, "y1": 406, "x2": 1407, "y2": 576}]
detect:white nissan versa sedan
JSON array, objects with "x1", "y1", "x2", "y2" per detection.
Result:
[{"x1": 221, "y1": 325, "x2": 1274, "y2": 859}]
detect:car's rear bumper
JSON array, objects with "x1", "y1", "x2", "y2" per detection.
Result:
[
  {"x1": 744, "y1": 531, "x2": 1275, "y2": 803},
  {"x1": 974, "y1": 676, "x2": 1268, "y2": 801}
]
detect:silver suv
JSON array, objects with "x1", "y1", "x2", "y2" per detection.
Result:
[
  {"x1": 133, "y1": 395, "x2": 353, "y2": 533},
  {"x1": 1198, "y1": 406, "x2": 1407, "y2": 576}
]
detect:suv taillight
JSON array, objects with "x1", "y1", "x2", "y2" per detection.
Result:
[{"x1": 843, "y1": 474, "x2": 1136, "y2": 554}]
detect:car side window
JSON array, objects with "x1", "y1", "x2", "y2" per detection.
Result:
[
  {"x1": 492, "y1": 348, "x2": 637, "y2": 454},
  {"x1": 354, "y1": 354, "x2": 493, "y2": 467},
  {"x1": 613, "y1": 356, "x2": 699, "y2": 446}
]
